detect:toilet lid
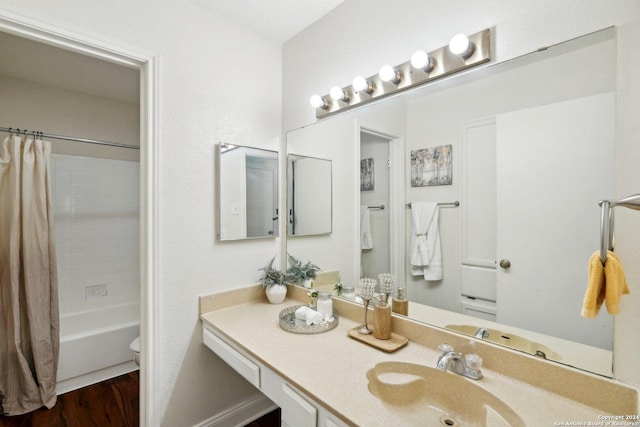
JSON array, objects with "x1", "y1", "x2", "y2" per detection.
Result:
[{"x1": 130, "y1": 336, "x2": 140, "y2": 352}]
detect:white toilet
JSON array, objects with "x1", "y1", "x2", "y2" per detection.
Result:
[{"x1": 130, "y1": 336, "x2": 141, "y2": 366}]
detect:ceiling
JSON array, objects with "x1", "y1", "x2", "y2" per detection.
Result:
[
  {"x1": 0, "y1": 31, "x2": 140, "y2": 104},
  {"x1": 194, "y1": 0, "x2": 347, "y2": 44}
]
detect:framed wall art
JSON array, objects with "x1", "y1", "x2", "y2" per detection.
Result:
[{"x1": 410, "y1": 144, "x2": 452, "y2": 187}]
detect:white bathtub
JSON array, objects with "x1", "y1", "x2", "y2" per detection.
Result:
[{"x1": 56, "y1": 302, "x2": 139, "y2": 394}]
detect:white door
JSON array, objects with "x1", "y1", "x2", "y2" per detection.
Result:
[
  {"x1": 496, "y1": 92, "x2": 614, "y2": 349},
  {"x1": 246, "y1": 155, "x2": 277, "y2": 238}
]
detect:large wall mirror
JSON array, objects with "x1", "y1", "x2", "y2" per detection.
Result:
[
  {"x1": 218, "y1": 143, "x2": 279, "y2": 240},
  {"x1": 285, "y1": 28, "x2": 616, "y2": 377}
]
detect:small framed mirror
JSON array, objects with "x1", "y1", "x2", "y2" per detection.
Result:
[
  {"x1": 287, "y1": 154, "x2": 332, "y2": 236},
  {"x1": 218, "y1": 143, "x2": 279, "y2": 240}
]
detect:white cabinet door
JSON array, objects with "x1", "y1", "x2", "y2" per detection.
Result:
[
  {"x1": 496, "y1": 93, "x2": 614, "y2": 349},
  {"x1": 281, "y1": 383, "x2": 317, "y2": 427}
]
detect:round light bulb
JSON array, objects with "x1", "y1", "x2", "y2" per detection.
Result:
[
  {"x1": 410, "y1": 50, "x2": 432, "y2": 70},
  {"x1": 309, "y1": 94, "x2": 326, "y2": 109},
  {"x1": 410, "y1": 50, "x2": 428, "y2": 68},
  {"x1": 330, "y1": 86, "x2": 347, "y2": 101},
  {"x1": 352, "y1": 75, "x2": 368, "y2": 92},
  {"x1": 449, "y1": 34, "x2": 473, "y2": 57},
  {"x1": 379, "y1": 65, "x2": 399, "y2": 83}
]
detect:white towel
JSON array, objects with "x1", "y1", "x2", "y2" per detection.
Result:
[
  {"x1": 295, "y1": 306, "x2": 324, "y2": 325},
  {"x1": 410, "y1": 202, "x2": 442, "y2": 280},
  {"x1": 360, "y1": 206, "x2": 373, "y2": 250}
]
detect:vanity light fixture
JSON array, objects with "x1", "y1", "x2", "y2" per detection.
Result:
[
  {"x1": 309, "y1": 94, "x2": 329, "y2": 109},
  {"x1": 379, "y1": 65, "x2": 402, "y2": 84},
  {"x1": 311, "y1": 28, "x2": 491, "y2": 118},
  {"x1": 410, "y1": 50, "x2": 435, "y2": 72},
  {"x1": 352, "y1": 75, "x2": 375, "y2": 94},
  {"x1": 449, "y1": 33, "x2": 475, "y2": 58},
  {"x1": 329, "y1": 86, "x2": 351, "y2": 102}
]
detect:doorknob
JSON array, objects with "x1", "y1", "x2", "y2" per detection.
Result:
[{"x1": 499, "y1": 259, "x2": 511, "y2": 269}]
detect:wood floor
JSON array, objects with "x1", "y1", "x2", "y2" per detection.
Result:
[
  {"x1": 0, "y1": 371, "x2": 139, "y2": 427},
  {"x1": 0, "y1": 371, "x2": 280, "y2": 427}
]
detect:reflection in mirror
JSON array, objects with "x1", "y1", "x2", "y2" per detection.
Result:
[
  {"x1": 285, "y1": 28, "x2": 616, "y2": 377},
  {"x1": 218, "y1": 143, "x2": 278, "y2": 240},
  {"x1": 287, "y1": 154, "x2": 332, "y2": 236}
]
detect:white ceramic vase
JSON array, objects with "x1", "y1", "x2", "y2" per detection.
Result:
[{"x1": 265, "y1": 284, "x2": 287, "y2": 304}]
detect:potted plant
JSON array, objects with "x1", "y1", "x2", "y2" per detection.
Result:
[
  {"x1": 286, "y1": 253, "x2": 321, "y2": 288},
  {"x1": 258, "y1": 257, "x2": 293, "y2": 304}
]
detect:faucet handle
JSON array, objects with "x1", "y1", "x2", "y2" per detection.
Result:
[
  {"x1": 438, "y1": 343, "x2": 454, "y2": 354},
  {"x1": 464, "y1": 353, "x2": 483, "y2": 370}
]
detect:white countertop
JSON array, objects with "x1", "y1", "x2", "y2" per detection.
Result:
[{"x1": 201, "y1": 296, "x2": 618, "y2": 426}]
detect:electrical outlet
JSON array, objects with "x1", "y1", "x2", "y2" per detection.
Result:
[{"x1": 85, "y1": 283, "x2": 108, "y2": 298}]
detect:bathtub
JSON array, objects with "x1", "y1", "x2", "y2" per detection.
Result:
[{"x1": 56, "y1": 301, "x2": 139, "y2": 394}]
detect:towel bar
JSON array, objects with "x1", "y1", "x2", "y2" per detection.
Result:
[
  {"x1": 406, "y1": 201, "x2": 460, "y2": 209},
  {"x1": 598, "y1": 193, "x2": 640, "y2": 264}
]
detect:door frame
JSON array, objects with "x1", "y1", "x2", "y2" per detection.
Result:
[
  {"x1": 0, "y1": 11, "x2": 160, "y2": 426},
  {"x1": 359, "y1": 126, "x2": 405, "y2": 286}
]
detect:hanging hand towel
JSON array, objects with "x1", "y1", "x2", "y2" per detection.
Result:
[
  {"x1": 360, "y1": 206, "x2": 373, "y2": 250},
  {"x1": 581, "y1": 250, "x2": 630, "y2": 318},
  {"x1": 410, "y1": 202, "x2": 442, "y2": 280}
]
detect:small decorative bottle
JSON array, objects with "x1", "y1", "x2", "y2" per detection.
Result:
[
  {"x1": 374, "y1": 293, "x2": 392, "y2": 340},
  {"x1": 316, "y1": 291, "x2": 333, "y2": 321},
  {"x1": 392, "y1": 287, "x2": 409, "y2": 316}
]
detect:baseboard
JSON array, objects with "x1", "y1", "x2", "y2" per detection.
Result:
[
  {"x1": 193, "y1": 394, "x2": 278, "y2": 427},
  {"x1": 56, "y1": 361, "x2": 139, "y2": 395}
]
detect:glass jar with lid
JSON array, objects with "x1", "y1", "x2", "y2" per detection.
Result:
[{"x1": 316, "y1": 291, "x2": 333, "y2": 320}]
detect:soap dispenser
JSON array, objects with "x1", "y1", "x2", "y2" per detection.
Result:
[
  {"x1": 392, "y1": 286, "x2": 408, "y2": 316},
  {"x1": 373, "y1": 292, "x2": 392, "y2": 340}
]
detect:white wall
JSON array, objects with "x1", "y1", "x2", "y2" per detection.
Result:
[
  {"x1": 283, "y1": 0, "x2": 640, "y2": 386},
  {"x1": 286, "y1": 115, "x2": 359, "y2": 282},
  {"x1": 0, "y1": 0, "x2": 282, "y2": 425},
  {"x1": 0, "y1": 75, "x2": 139, "y2": 161}
]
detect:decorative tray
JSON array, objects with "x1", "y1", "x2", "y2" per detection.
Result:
[
  {"x1": 347, "y1": 326, "x2": 408, "y2": 352},
  {"x1": 278, "y1": 305, "x2": 339, "y2": 334}
]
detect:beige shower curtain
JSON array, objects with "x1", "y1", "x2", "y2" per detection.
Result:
[{"x1": 0, "y1": 134, "x2": 59, "y2": 415}]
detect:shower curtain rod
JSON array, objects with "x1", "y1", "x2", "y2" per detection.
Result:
[{"x1": 0, "y1": 127, "x2": 140, "y2": 150}]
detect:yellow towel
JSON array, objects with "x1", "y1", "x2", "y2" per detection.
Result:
[{"x1": 581, "y1": 250, "x2": 630, "y2": 318}]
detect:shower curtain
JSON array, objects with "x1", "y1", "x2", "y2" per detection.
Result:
[{"x1": 0, "y1": 134, "x2": 59, "y2": 415}]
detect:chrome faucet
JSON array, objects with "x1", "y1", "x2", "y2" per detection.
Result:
[
  {"x1": 474, "y1": 327, "x2": 490, "y2": 339},
  {"x1": 436, "y1": 344, "x2": 483, "y2": 380}
]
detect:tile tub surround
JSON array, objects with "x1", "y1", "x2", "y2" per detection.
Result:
[{"x1": 200, "y1": 285, "x2": 637, "y2": 425}]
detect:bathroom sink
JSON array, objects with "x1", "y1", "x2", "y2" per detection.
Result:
[
  {"x1": 445, "y1": 324, "x2": 560, "y2": 360},
  {"x1": 366, "y1": 361, "x2": 525, "y2": 427}
]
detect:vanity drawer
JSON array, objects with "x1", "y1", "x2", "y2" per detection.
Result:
[{"x1": 202, "y1": 326, "x2": 260, "y2": 388}]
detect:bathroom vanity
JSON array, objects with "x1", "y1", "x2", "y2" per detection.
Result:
[{"x1": 200, "y1": 285, "x2": 637, "y2": 426}]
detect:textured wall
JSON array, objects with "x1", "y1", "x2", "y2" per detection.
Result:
[{"x1": 0, "y1": 0, "x2": 282, "y2": 424}]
